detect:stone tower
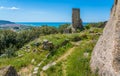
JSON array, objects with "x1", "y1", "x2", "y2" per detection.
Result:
[
  {"x1": 72, "y1": 8, "x2": 83, "y2": 32},
  {"x1": 90, "y1": 0, "x2": 120, "y2": 76}
]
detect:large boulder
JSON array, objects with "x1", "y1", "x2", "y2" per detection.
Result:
[
  {"x1": 0, "y1": 66, "x2": 18, "y2": 76},
  {"x1": 90, "y1": 0, "x2": 120, "y2": 76}
]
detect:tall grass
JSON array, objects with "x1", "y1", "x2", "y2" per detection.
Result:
[{"x1": 66, "y1": 40, "x2": 98, "y2": 76}]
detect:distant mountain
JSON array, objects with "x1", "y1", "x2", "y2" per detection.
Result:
[
  {"x1": 0, "y1": 20, "x2": 34, "y2": 31},
  {"x1": 0, "y1": 20, "x2": 22, "y2": 28},
  {"x1": 0, "y1": 20, "x2": 15, "y2": 25}
]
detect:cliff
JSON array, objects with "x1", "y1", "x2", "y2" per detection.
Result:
[{"x1": 90, "y1": 0, "x2": 120, "y2": 76}]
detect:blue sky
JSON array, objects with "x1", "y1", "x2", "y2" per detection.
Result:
[{"x1": 0, "y1": 0, "x2": 113, "y2": 22}]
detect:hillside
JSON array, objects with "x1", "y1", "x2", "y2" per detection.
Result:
[
  {"x1": 0, "y1": 20, "x2": 34, "y2": 31},
  {"x1": 0, "y1": 20, "x2": 15, "y2": 25},
  {"x1": 0, "y1": 25, "x2": 103, "y2": 76}
]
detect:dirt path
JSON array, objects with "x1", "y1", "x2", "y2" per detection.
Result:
[
  {"x1": 40, "y1": 71, "x2": 46, "y2": 76},
  {"x1": 55, "y1": 41, "x2": 81, "y2": 62},
  {"x1": 55, "y1": 41, "x2": 81, "y2": 63},
  {"x1": 40, "y1": 47, "x2": 76, "y2": 76},
  {"x1": 40, "y1": 41, "x2": 81, "y2": 76},
  {"x1": 55, "y1": 47, "x2": 76, "y2": 63},
  {"x1": 18, "y1": 65, "x2": 33, "y2": 76}
]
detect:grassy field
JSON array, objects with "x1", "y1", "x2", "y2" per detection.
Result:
[
  {"x1": 0, "y1": 27, "x2": 103, "y2": 76},
  {"x1": 45, "y1": 40, "x2": 98, "y2": 76},
  {"x1": 41, "y1": 27, "x2": 103, "y2": 76},
  {"x1": 66, "y1": 40, "x2": 98, "y2": 76}
]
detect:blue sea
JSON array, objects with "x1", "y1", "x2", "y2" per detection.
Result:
[{"x1": 16, "y1": 22, "x2": 88, "y2": 27}]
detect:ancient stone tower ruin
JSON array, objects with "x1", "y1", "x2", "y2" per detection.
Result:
[
  {"x1": 90, "y1": 0, "x2": 120, "y2": 76},
  {"x1": 72, "y1": 8, "x2": 83, "y2": 32}
]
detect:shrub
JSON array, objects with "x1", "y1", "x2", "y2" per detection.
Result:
[
  {"x1": 72, "y1": 36, "x2": 81, "y2": 42},
  {"x1": 0, "y1": 26, "x2": 58, "y2": 56},
  {"x1": 5, "y1": 45, "x2": 17, "y2": 58},
  {"x1": 58, "y1": 24, "x2": 70, "y2": 33}
]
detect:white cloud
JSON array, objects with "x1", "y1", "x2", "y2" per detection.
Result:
[
  {"x1": 0, "y1": 6, "x2": 5, "y2": 9},
  {"x1": 0, "y1": 6, "x2": 19, "y2": 10},
  {"x1": 8, "y1": 7, "x2": 19, "y2": 10}
]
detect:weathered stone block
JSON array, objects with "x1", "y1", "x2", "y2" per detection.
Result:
[{"x1": 0, "y1": 66, "x2": 18, "y2": 76}]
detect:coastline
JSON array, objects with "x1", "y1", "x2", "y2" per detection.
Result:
[{"x1": 16, "y1": 22, "x2": 88, "y2": 27}]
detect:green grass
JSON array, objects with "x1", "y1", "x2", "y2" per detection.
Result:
[
  {"x1": 0, "y1": 33, "x2": 82, "y2": 71},
  {"x1": 43, "y1": 27, "x2": 103, "y2": 76},
  {"x1": 37, "y1": 42, "x2": 73, "y2": 76},
  {"x1": 43, "y1": 41, "x2": 98, "y2": 76},
  {"x1": 66, "y1": 40, "x2": 98, "y2": 76},
  {"x1": 45, "y1": 62, "x2": 63, "y2": 76},
  {"x1": 0, "y1": 51, "x2": 48, "y2": 71},
  {"x1": 0, "y1": 27, "x2": 103, "y2": 76}
]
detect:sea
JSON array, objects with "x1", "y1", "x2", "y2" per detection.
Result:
[{"x1": 16, "y1": 22, "x2": 88, "y2": 27}]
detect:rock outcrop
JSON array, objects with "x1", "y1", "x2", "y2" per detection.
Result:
[
  {"x1": 90, "y1": 0, "x2": 120, "y2": 76},
  {"x1": 42, "y1": 40, "x2": 54, "y2": 51},
  {"x1": 0, "y1": 66, "x2": 18, "y2": 76},
  {"x1": 72, "y1": 8, "x2": 83, "y2": 32}
]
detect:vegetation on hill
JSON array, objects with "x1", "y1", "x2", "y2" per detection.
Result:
[
  {"x1": 58, "y1": 24, "x2": 71, "y2": 33},
  {"x1": 0, "y1": 26, "x2": 57, "y2": 56},
  {"x1": 44, "y1": 27, "x2": 102, "y2": 76},
  {"x1": 0, "y1": 22, "x2": 105, "y2": 76},
  {"x1": 84, "y1": 22, "x2": 107, "y2": 30}
]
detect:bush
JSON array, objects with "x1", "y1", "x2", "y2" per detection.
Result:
[
  {"x1": 0, "y1": 30, "x2": 17, "y2": 55},
  {"x1": 0, "y1": 26, "x2": 58, "y2": 56},
  {"x1": 58, "y1": 24, "x2": 70, "y2": 33},
  {"x1": 39, "y1": 26, "x2": 58, "y2": 35},
  {"x1": 72, "y1": 36, "x2": 81, "y2": 42},
  {"x1": 5, "y1": 45, "x2": 17, "y2": 58},
  {"x1": 84, "y1": 22, "x2": 106, "y2": 29}
]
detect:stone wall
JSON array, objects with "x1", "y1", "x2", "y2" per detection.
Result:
[{"x1": 90, "y1": 0, "x2": 120, "y2": 76}]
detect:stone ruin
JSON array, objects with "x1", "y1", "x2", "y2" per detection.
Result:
[
  {"x1": 72, "y1": 8, "x2": 83, "y2": 32},
  {"x1": 0, "y1": 66, "x2": 18, "y2": 76},
  {"x1": 90, "y1": 0, "x2": 120, "y2": 76},
  {"x1": 42, "y1": 39, "x2": 54, "y2": 51},
  {"x1": 63, "y1": 8, "x2": 83, "y2": 33}
]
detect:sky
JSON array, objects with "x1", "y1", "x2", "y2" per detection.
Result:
[{"x1": 0, "y1": 0, "x2": 114, "y2": 22}]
